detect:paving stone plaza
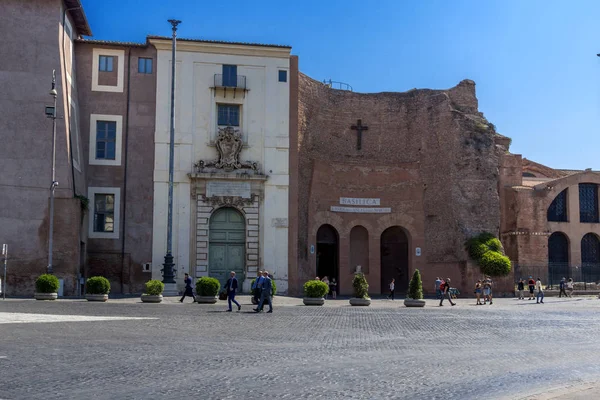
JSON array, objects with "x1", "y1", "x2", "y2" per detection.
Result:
[{"x1": 1, "y1": 296, "x2": 600, "y2": 399}]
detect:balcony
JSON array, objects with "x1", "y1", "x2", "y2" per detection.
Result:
[{"x1": 211, "y1": 74, "x2": 248, "y2": 98}]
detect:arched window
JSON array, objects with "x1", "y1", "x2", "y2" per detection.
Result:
[
  {"x1": 547, "y1": 189, "x2": 568, "y2": 222},
  {"x1": 522, "y1": 172, "x2": 536, "y2": 178},
  {"x1": 579, "y1": 183, "x2": 599, "y2": 223}
]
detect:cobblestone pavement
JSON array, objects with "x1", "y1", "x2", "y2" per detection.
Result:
[{"x1": 1, "y1": 297, "x2": 599, "y2": 400}]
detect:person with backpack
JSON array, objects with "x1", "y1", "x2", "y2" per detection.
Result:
[
  {"x1": 527, "y1": 276, "x2": 536, "y2": 300},
  {"x1": 439, "y1": 278, "x2": 456, "y2": 306},
  {"x1": 558, "y1": 277, "x2": 567, "y2": 298}
]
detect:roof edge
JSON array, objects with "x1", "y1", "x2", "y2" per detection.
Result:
[
  {"x1": 64, "y1": 0, "x2": 92, "y2": 36},
  {"x1": 146, "y1": 35, "x2": 291, "y2": 49},
  {"x1": 75, "y1": 38, "x2": 148, "y2": 48}
]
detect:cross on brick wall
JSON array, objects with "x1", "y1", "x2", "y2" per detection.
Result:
[{"x1": 351, "y1": 119, "x2": 368, "y2": 150}]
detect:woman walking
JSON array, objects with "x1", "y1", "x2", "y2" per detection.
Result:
[
  {"x1": 566, "y1": 278, "x2": 574, "y2": 297},
  {"x1": 475, "y1": 280, "x2": 483, "y2": 305},
  {"x1": 387, "y1": 278, "x2": 395, "y2": 300}
]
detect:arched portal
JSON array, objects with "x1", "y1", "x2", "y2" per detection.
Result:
[
  {"x1": 316, "y1": 224, "x2": 338, "y2": 284},
  {"x1": 548, "y1": 232, "x2": 569, "y2": 285},
  {"x1": 209, "y1": 207, "x2": 246, "y2": 288},
  {"x1": 581, "y1": 233, "x2": 600, "y2": 283},
  {"x1": 380, "y1": 226, "x2": 409, "y2": 294}
]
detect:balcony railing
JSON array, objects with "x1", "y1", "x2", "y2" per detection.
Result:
[{"x1": 211, "y1": 74, "x2": 248, "y2": 98}]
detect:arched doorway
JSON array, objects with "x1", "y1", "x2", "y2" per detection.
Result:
[
  {"x1": 209, "y1": 208, "x2": 246, "y2": 288},
  {"x1": 316, "y1": 224, "x2": 338, "y2": 284},
  {"x1": 381, "y1": 226, "x2": 409, "y2": 295},
  {"x1": 548, "y1": 232, "x2": 569, "y2": 286},
  {"x1": 581, "y1": 233, "x2": 600, "y2": 283}
]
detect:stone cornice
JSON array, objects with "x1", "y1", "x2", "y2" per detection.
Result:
[{"x1": 148, "y1": 38, "x2": 291, "y2": 58}]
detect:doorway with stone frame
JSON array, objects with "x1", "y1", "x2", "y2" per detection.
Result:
[
  {"x1": 209, "y1": 207, "x2": 246, "y2": 289},
  {"x1": 380, "y1": 226, "x2": 409, "y2": 295}
]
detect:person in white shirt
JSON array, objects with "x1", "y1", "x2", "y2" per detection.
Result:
[
  {"x1": 566, "y1": 278, "x2": 574, "y2": 297},
  {"x1": 321, "y1": 276, "x2": 330, "y2": 298},
  {"x1": 387, "y1": 278, "x2": 395, "y2": 300},
  {"x1": 536, "y1": 277, "x2": 544, "y2": 304}
]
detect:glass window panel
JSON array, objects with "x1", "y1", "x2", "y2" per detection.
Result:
[
  {"x1": 96, "y1": 144, "x2": 105, "y2": 159},
  {"x1": 138, "y1": 58, "x2": 144, "y2": 73},
  {"x1": 222, "y1": 65, "x2": 237, "y2": 87},
  {"x1": 279, "y1": 70, "x2": 287, "y2": 82},
  {"x1": 106, "y1": 56, "x2": 113, "y2": 72},
  {"x1": 547, "y1": 189, "x2": 568, "y2": 222},
  {"x1": 106, "y1": 143, "x2": 116, "y2": 160},
  {"x1": 145, "y1": 58, "x2": 152, "y2": 74},
  {"x1": 99, "y1": 56, "x2": 106, "y2": 71},
  {"x1": 579, "y1": 184, "x2": 599, "y2": 223}
]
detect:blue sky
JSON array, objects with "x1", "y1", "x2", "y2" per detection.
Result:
[{"x1": 82, "y1": 0, "x2": 600, "y2": 170}]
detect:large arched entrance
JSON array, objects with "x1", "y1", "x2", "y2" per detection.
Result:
[
  {"x1": 316, "y1": 224, "x2": 338, "y2": 284},
  {"x1": 380, "y1": 226, "x2": 409, "y2": 294},
  {"x1": 581, "y1": 233, "x2": 600, "y2": 283},
  {"x1": 548, "y1": 232, "x2": 569, "y2": 286},
  {"x1": 209, "y1": 208, "x2": 246, "y2": 288}
]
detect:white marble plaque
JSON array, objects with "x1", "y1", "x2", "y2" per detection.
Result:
[
  {"x1": 340, "y1": 197, "x2": 381, "y2": 206},
  {"x1": 331, "y1": 206, "x2": 391, "y2": 213},
  {"x1": 206, "y1": 181, "x2": 251, "y2": 198}
]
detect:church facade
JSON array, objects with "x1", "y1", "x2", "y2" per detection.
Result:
[{"x1": 1, "y1": 0, "x2": 599, "y2": 297}]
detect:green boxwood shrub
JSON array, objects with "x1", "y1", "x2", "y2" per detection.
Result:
[
  {"x1": 144, "y1": 280, "x2": 164, "y2": 296},
  {"x1": 303, "y1": 280, "x2": 329, "y2": 298},
  {"x1": 35, "y1": 274, "x2": 59, "y2": 293},
  {"x1": 250, "y1": 277, "x2": 277, "y2": 296},
  {"x1": 407, "y1": 269, "x2": 423, "y2": 300},
  {"x1": 465, "y1": 232, "x2": 511, "y2": 276},
  {"x1": 480, "y1": 251, "x2": 512, "y2": 276},
  {"x1": 86, "y1": 276, "x2": 111, "y2": 295},
  {"x1": 352, "y1": 273, "x2": 369, "y2": 299},
  {"x1": 196, "y1": 277, "x2": 220, "y2": 296}
]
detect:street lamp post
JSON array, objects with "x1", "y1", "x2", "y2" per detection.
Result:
[
  {"x1": 161, "y1": 19, "x2": 181, "y2": 284},
  {"x1": 47, "y1": 70, "x2": 58, "y2": 275}
]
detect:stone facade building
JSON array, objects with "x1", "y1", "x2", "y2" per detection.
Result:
[{"x1": 1, "y1": 1, "x2": 598, "y2": 297}]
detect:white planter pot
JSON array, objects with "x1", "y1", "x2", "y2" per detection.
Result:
[
  {"x1": 303, "y1": 297, "x2": 325, "y2": 306},
  {"x1": 86, "y1": 294, "x2": 108, "y2": 302},
  {"x1": 196, "y1": 296, "x2": 218, "y2": 304},
  {"x1": 35, "y1": 292, "x2": 57, "y2": 301},
  {"x1": 349, "y1": 297, "x2": 371, "y2": 306},
  {"x1": 404, "y1": 299, "x2": 426, "y2": 308},
  {"x1": 141, "y1": 294, "x2": 163, "y2": 303}
]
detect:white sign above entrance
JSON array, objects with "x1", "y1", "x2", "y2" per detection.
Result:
[
  {"x1": 206, "y1": 181, "x2": 251, "y2": 199},
  {"x1": 339, "y1": 197, "x2": 381, "y2": 206},
  {"x1": 331, "y1": 206, "x2": 391, "y2": 214}
]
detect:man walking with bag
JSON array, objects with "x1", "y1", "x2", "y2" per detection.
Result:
[
  {"x1": 179, "y1": 273, "x2": 196, "y2": 303},
  {"x1": 439, "y1": 278, "x2": 456, "y2": 306},
  {"x1": 225, "y1": 271, "x2": 241, "y2": 312},
  {"x1": 254, "y1": 270, "x2": 273, "y2": 313}
]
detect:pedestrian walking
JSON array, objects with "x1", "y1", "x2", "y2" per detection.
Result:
[
  {"x1": 224, "y1": 271, "x2": 241, "y2": 312},
  {"x1": 517, "y1": 279, "x2": 525, "y2": 300},
  {"x1": 536, "y1": 277, "x2": 544, "y2": 304},
  {"x1": 439, "y1": 278, "x2": 456, "y2": 306},
  {"x1": 558, "y1": 277, "x2": 567, "y2": 298},
  {"x1": 483, "y1": 276, "x2": 493, "y2": 305},
  {"x1": 387, "y1": 278, "x2": 395, "y2": 300},
  {"x1": 566, "y1": 278, "x2": 574, "y2": 297},
  {"x1": 527, "y1": 276, "x2": 536, "y2": 300},
  {"x1": 179, "y1": 273, "x2": 196, "y2": 303},
  {"x1": 329, "y1": 278, "x2": 337, "y2": 299},
  {"x1": 435, "y1": 277, "x2": 442, "y2": 299},
  {"x1": 322, "y1": 276, "x2": 330, "y2": 299},
  {"x1": 252, "y1": 271, "x2": 264, "y2": 307},
  {"x1": 254, "y1": 271, "x2": 273, "y2": 313},
  {"x1": 475, "y1": 280, "x2": 483, "y2": 305}
]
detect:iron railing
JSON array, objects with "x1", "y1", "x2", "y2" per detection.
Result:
[
  {"x1": 213, "y1": 74, "x2": 247, "y2": 90},
  {"x1": 514, "y1": 263, "x2": 600, "y2": 290}
]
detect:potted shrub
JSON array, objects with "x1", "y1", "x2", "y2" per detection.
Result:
[
  {"x1": 195, "y1": 277, "x2": 220, "y2": 304},
  {"x1": 303, "y1": 280, "x2": 329, "y2": 306},
  {"x1": 250, "y1": 277, "x2": 278, "y2": 304},
  {"x1": 404, "y1": 269, "x2": 426, "y2": 307},
  {"x1": 85, "y1": 276, "x2": 110, "y2": 302},
  {"x1": 141, "y1": 279, "x2": 164, "y2": 303},
  {"x1": 349, "y1": 272, "x2": 371, "y2": 306},
  {"x1": 35, "y1": 274, "x2": 59, "y2": 300}
]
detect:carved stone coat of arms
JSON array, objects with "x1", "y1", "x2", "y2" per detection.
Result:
[{"x1": 194, "y1": 126, "x2": 258, "y2": 173}]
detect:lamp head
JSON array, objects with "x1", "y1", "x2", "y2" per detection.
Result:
[{"x1": 49, "y1": 88, "x2": 57, "y2": 96}]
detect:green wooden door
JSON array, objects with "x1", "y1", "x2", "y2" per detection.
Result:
[{"x1": 209, "y1": 208, "x2": 246, "y2": 289}]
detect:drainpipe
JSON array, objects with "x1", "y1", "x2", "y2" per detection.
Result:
[{"x1": 121, "y1": 48, "x2": 132, "y2": 294}]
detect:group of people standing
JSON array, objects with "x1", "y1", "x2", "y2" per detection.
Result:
[
  {"x1": 315, "y1": 276, "x2": 337, "y2": 299},
  {"x1": 474, "y1": 276, "x2": 494, "y2": 305}
]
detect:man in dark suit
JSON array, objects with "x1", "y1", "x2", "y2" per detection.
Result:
[
  {"x1": 254, "y1": 270, "x2": 273, "y2": 313},
  {"x1": 179, "y1": 273, "x2": 196, "y2": 303},
  {"x1": 225, "y1": 271, "x2": 241, "y2": 312}
]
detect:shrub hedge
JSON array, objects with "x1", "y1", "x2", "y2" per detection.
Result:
[
  {"x1": 465, "y1": 232, "x2": 511, "y2": 276},
  {"x1": 144, "y1": 279, "x2": 164, "y2": 296},
  {"x1": 196, "y1": 277, "x2": 220, "y2": 297},
  {"x1": 352, "y1": 273, "x2": 369, "y2": 299},
  {"x1": 86, "y1": 276, "x2": 111, "y2": 295},
  {"x1": 303, "y1": 280, "x2": 329, "y2": 298},
  {"x1": 35, "y1": 274, "x2": 60, "y2": 293},
  {"x1": 408, "y1": 269, "x2": 424, "y2": 300}
]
